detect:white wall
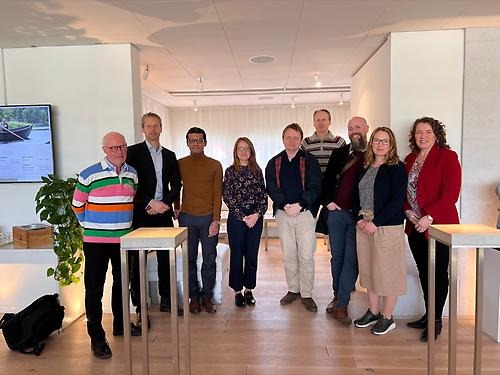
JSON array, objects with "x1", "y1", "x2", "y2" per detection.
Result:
[
  {"x1": 351, "y1": 40, "x2": 391, "y2": 132},
  {"x1": 0, "y1": 44, "x2": 141, "y2": 232},
  {"x1": 390, "y1": 30, "x2": 464, "y2": 158}
]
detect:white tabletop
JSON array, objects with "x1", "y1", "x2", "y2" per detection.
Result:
[
  {"x1": 428, "y1": 224, "x2": 500, "y2": 248},
  {"x1": 120, "y1": 227, "x2": 188, "y2": 250}
]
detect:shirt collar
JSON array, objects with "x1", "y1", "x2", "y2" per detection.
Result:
[
  {"x1": 312, "y1": 130, "x2": 334, "y2": 141},
  {"x1": 145, "y1": 140, "x2": 162, "y2": 153},
  {"x1": 101, "y1": 158, "x2": 128, "y2": 173}
]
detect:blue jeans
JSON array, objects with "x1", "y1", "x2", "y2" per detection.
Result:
[
  {"x1": 178, "y1": 212, "x2": 218, "y2": 300},
  {"x1": 327, "y1": 209, "x2": 358, "y2": 307}
]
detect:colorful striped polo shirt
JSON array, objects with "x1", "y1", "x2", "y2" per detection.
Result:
[{"x1": 72, "y1": 159, "x2": 138, "y2": 244}]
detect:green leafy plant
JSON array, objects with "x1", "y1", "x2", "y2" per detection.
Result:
[{"x1": 35, "y1": 174, "x2": 83, "y2": 286}]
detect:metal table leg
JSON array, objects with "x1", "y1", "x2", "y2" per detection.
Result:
[
  {"x1": 121, "y1": 250, "x2": 132, "y2": 375},
  {"x1": 182, "y1": 239, "x2": 191, "y2": 375},
  {"x1": 449, "y1": 246, "x2": 458, "y2": 375},
  {"x1": 473, "y1": 248, "x2": 484, "y2": 374},
  {"x1": 139, "y1": 250, "x2": 149, "y2": 375},
  {"x1": 428, "y1": 238, "x2": 436, "y2": 375},
  {"x1": 169, "y1": 248, "x2": 179, "y2": 375}
]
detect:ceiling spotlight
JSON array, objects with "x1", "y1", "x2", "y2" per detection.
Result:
[
  {"x1": 339, "y1": 93, "x2": 344, "y2": 106},
  {"x1": 197, "y1": 77, "x2": 204, "y2": 92},
  {"x1": 143, "y1": 65, "x2": 150, "y2": 81},
  {"x1": 193, "y1": 100, "x2": 198, "y2": 112},
  {"x1": 290, "y1": 97, "x2": 296, "y2": 109},
  {"x1": 314, "y1": 73, "x2": 322, "y2": 87}
]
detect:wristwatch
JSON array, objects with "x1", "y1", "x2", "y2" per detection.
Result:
[{"x1": 427, "y1": 214, "x2": 434, "y2": 222}]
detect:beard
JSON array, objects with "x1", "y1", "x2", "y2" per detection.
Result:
[{"x1": 350, "y1": 133, "x2": 367, "y2": 152}]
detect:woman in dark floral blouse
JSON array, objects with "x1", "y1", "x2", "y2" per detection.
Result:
[{"x1": 223, "y1": 137, "x2": 268, "y2": 307}]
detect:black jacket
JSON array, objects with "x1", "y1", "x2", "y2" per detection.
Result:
[
  {"x1": 265, "y1": 149, "x2": 322, "y2": 217},
  {"x1": 126, "y1": 141, "x2": 182, "y2": 224},
  {"x1": 354, "y1": 161, "x2": 407, "y2": 227}
]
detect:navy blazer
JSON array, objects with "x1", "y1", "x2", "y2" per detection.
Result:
[
  {"x1": 126, "y1": 141, "x2": 182, "y2": 223},
  {"x1": 354, "y1": 161, "x2": 407, "y2": 227}
]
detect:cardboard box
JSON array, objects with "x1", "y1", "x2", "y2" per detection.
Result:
[{"x1": 13, "y1": 224, "x2": 53, "y2": 249}]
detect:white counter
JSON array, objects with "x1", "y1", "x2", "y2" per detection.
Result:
[{"x1": 0, "y1": 244, "x2": 84, "y2": 328}]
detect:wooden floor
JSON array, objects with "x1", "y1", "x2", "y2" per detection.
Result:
[{"x1": 1, "y1": 239, "x2": 499, "y2": 374}]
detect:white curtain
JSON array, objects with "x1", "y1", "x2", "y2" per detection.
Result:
[{"x1": 168, "y1": 103, "x2": 351, "y2": 170}]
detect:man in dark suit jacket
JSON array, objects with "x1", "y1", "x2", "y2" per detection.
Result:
[{"x1": 126, "y1": 112, "x2": 182, "y2": 326}]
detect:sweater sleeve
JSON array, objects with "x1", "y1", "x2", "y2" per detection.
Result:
[
  {"x1": 212, "y1": 161, "x2": 223, "y2": 221},
  {"x1": 265, "y1": 157, "x2": 287, "y2": 210}
]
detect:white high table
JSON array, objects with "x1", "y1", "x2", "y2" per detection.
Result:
[
  {"x1": 427, "y1": 224, "x2": 500, "y2": 375},
  {"x1": 120, "y1": 227, "x2": 190, "y2": 375}
]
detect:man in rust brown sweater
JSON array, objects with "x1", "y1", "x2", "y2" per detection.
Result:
[{"x1": 176, "y1": 127, "x2": 223, "y2": 314}]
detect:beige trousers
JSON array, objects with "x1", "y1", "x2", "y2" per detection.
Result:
[{"x1": 275, "y1": 210, "x2": 317, "y2": 298}]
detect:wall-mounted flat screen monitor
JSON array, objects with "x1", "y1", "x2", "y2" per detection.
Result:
[{"x1": 0, "y1": 104, "x2": 54, "y2": 183}]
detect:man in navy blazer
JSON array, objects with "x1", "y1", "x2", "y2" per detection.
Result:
[{"x1": 126, "y1": 112, "x2": 182, "y2": 326}]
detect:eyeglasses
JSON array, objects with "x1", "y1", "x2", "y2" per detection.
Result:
[
  {"x1": 105, "y1": 144, "x2": 128, "y2": 152},
  {"x1": 237, "y1": 146, "x2": 250, "y2": 152},
  {"x1": 372, "y1": 138, "x2": 390, "y2": 145},
  {"x1": 188, "y1": 138, "x2": 205, "y2": 144}
]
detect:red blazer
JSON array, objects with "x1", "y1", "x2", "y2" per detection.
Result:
[{"x1": 404, "y1": 145, "x2": 461, "y2": 236}]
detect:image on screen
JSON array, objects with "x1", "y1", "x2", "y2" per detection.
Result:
[{"x1": 0, "y1": 105, "x2": 54, "y2": 183}]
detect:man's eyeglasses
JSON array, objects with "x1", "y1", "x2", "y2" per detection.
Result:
[
  {"x1": 372, "y1": 138, "x2": 390, "y2": 145},
  {"x1": 188, "y1": 138, "x2": 205, "y2": 144},
  {"x1": 237, "y1": 146, "x2": 250, "y2": 152},
  {"x1": 105, "y1": 144, "x2": 128, "y2": 152}
]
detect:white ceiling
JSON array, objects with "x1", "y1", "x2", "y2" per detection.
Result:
[{"x1": 1, "y1": 0, "x2": 500, "y2": 108}]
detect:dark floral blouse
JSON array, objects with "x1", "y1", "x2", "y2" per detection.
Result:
[{"x1": 222, "y1": 165, "x2": 268, "y2": 221}]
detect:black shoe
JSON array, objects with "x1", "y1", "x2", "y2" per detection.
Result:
[
  {"x1": 420, "y1": 319, "x2": 443, "y2": 342},
  {"x1": 354, "y1": 309, "x2": 380, "y2": 328},
  {"x1": 235, "y1": 292, "x2": 246, "y2": 308},
  {"x1": 280, "y1": 292, "x2": 301, "y2": 305},
  {"x1": 160, "y1": 297, "x2": 171, "y2": 312},
  {"x1": 91, "y1": 339, "x2": 112, "y2": 359},
  {"x1": 244, "y1": 290, "x2": 256, "y2": 306},
  {"x1": 407, "y1": 314, "x2": 428, "y2": 329}
]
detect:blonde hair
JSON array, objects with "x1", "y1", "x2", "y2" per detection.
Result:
[{"x1": 364, "y1": 126, "x2": 400, "y2": 167}]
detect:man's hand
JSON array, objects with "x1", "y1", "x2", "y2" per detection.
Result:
[
  {"x1": 284, "y1": 203, "x2": 301, "y2": 217},
  {"x1": 146, "y1": 200, "x2": 170, "y2": 215},
  {"x1": 326, "y1": 202, "x2": 341, "y2": 211},
  {"x1": 208, "y1": 221, "x2": 219, "y2": 237},
  {"x1": 243, "y1": 213, "x2": 259, "y2": 228},
  {"x1": 173, "y1": 209, "x2": 180, "y2": 220}
]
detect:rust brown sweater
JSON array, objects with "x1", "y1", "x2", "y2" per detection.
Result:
[{"x1": 178, "y1": 153, "x2": 223, "y2": 220}]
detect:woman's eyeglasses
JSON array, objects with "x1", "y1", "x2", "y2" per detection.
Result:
[
  {"x1": 237, "y1": 146, "x2": 251, "y2": 152},
  {"x1": 372, "y1": 138, "x2": 390, "y2": 145}
]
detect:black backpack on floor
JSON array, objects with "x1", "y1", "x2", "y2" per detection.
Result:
[{"x1": 0, "y1": 293, "x2": 65, "y2": 355}]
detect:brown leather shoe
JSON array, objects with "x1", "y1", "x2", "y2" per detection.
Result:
[
  {"x1": 333, "y1": 306, "x2": 352, "y2": 326},
  {"x1": 201, "y1": 297, "x2": 216, "y2": 313},
  {"x1": 301, "y1": 297, "x2": 318, "y2": 312},
  {"x1": 325, "y1": 297, "x2": 337, "y2": 313},
  {"x1": 189, "y1": 299, "x2": 201, "y2": 314}
]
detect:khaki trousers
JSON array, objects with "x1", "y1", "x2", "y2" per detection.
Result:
[{"x1": 276, "y1": 210, "x2": 317, "y2": 298}]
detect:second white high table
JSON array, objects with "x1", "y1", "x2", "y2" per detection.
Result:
[
  {"x1": 120, "y1": 227, "x2": 190, "y2": 375},
  {"x1": 427, "y1": 224, "x2": 500, "y2": 375}
]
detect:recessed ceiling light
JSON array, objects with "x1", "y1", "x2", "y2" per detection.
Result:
[{"x1": 249, "y1": 55, "x2": 277, "y2": 64}]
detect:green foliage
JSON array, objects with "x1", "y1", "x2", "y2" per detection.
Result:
[{"x1": 35, "y1": 174, "x2": 83, "y2": 286}]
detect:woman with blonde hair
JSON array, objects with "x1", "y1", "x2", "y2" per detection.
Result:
[
  {"x1": 223, "y1": 137, "x2": 268, "y2": 307},
  {"x1": 353, "y1": 127, "x2": 408, "y2": 335}
]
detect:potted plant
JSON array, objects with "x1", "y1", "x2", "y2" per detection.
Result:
[{"x1": 35, "y1": 174, "x2": 83, "y2": 286}]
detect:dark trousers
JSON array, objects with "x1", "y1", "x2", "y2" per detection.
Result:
[
  {"x1": 408, "y1": 231, "x2": 450, "y2": 319},
  {"x1": 129, "y1": 212, "x2": 174, "y2": 311},
  {"x1": 227, "y1": 213, "x2": 263, "y2": 292},
  {"x1": 327, "y1": 209, "x2": 358, "y2": 307},
  {"x1": 83, "y1": 242, "x2": 122, "y2": 342},
  {"x1": 178, "y1": 212, "x2": 218, "y2": 300}
]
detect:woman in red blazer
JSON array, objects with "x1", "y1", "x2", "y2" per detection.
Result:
[{"x1": 403, "y1": 117, "x2": 461, "y2": 342}]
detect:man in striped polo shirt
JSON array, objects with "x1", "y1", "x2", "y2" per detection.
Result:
[
  {"x1": 301, "y1": 109, "x2": 346, "y2": 176},
  {"x1": 72, "y1": 131, "x2": 138, "y2": 360}
]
